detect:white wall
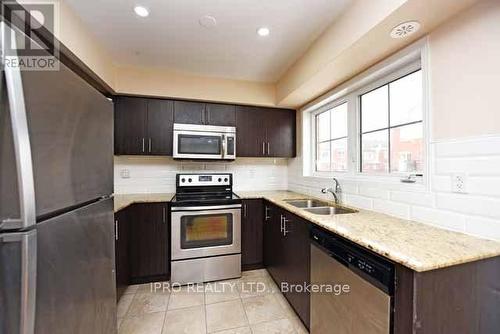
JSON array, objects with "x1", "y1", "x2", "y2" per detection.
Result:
[
  {"x1": 287, "y1": 1, "x2": 500, "y2": 242},
  {"x1": 114, "y1": 157, "x2": 288, "y2": 194}
]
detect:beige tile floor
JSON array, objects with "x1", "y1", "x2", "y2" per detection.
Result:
[{"x1": 117, "y1": 269, "x2": 309, "y2": 334}]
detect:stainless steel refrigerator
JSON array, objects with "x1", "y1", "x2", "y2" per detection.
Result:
[{"x1": 0, "y1": 22, "x2": 116, "y2": 334}]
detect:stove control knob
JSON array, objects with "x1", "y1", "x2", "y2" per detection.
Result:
[
  {"x1": 188, "y1": 178, "x2": 192, "y2": 183},
  {"x1": 181, "y1": 178, "x2": 186, "y2": 183},
  {"x1": 224, "y1": 178, "x2": 228, "y2": 182},
  {"x1": 218, "y1": 178, "x2": 222, "y2": 182}
]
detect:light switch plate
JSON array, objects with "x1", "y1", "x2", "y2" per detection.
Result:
[
  {"x1": 452, "y1": 173, "x2": 467, "y2": 193},
  {"x1": 120, "y1": 169, "x2": 130, "y2": 179}
]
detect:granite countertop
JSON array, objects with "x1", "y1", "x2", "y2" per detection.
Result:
[
  {"x1": 114, "y1": 193, "x2": 174, "y2": 212},
  {"x1": 114, "y1": 190, "x2": 500, "y2": 272}
]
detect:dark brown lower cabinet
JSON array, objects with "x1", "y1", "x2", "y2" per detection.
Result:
[
  {"x1": 127, "y1": 203, "x2": 170, "y2": 284},
  {"x1": 393, "y1": 256, "x2": 500, "y2": 334},
  {"x1": 241, "y1": 199, "x2": 264, "y2": 270},
  {"x1": 115, "y1": 208, "x2": 130, "y2": 300},
  {"x1": 264, "y1": 202, "x2": 310, "y2": 330}
]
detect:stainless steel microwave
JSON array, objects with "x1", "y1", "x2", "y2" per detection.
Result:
[{"x1": 173, "y1": 123, "x2": 236, "y2": 160}]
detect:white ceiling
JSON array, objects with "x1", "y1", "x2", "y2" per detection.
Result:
[{"x1": 64, "y1": 0, "x2": 352, "y2": 82}]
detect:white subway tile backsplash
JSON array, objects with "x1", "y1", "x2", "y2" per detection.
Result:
[
  {"x1": 435, "y1": 157, "x2": 500, "y2": 176},
  {"x1": 435, "y1": 193, "x2": 500, "y2": 219},
  {"x1": 114, "y1": 156, "x2": 288, "y2": 194},
  {"x1": 390, "y1": 191, "x2": 434, "y2": 207},
  {"x1": 287, "y1": 133, "x2": 500, "y2": 241},
  {"x1": 344, "y1": 194, "x2": 373, "y2": 210},
  {"x1": 372, "y1": 199, "x2": 410, "y2": 219},
  {"x1": 434, "y1": 136, "x2": 500, "y2": 158},
  {"x1": 410, "y1": 206, "x2": 466, "y2": 232},
  {"x1": 358, "y1": 187, "x2": 390, "y2": 200},
  {"x1": 465, "y1": 216, "x2": 500, "y2": 241}
]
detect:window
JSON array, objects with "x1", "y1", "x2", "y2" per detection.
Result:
[
  {"x1": 315, "y1": 102, "x2": 348, "y2": 172},
  {"x1": 360, "y1": 70, "x2": 423, "y2": 174}
]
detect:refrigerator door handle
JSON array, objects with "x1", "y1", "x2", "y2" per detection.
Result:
[
  {"x1": 0, "y1": 230, "x2": 37, "y2": 334},
  {"x1": 0, "y1": 22, "x2": 37, "y2": 230}
]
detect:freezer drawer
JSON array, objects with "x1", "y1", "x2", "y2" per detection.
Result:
[
  {"x1": 0, "y1": 230, "x2": 37, "y2": 334},
  {"x1": 34, "y1": 198, "x2": 116, "y2": 334}
]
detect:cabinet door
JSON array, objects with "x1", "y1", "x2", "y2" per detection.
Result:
[
  {"x1": 114, "y1": 96, "x2": 148, "y2": 155},
  {"x1": 147, "y1": 99, "x2": 174, "y2": 155},
  {"x1": 282, "y1": 212, "x2": 311, "y2": 329},
  {"x1": 264, "y1": 204, "x2": 287, "y2": 285},
  {"x1": 235, "y1": 106, "x2": 267, "y2": 157},
  {"x1": 206, "y1": 103, "x2": 236, "y2": 126},
  {"x1": 115, "y1": 209, "x2": 130, "y2": 299},
  {"x1": 129, "y1": 203, "x2": 170, "y2": 283},
  {"x1": 266, "y1": 108, "x2": 296, "y2": 157},
  {"x1": 241, "y1": 199, "x2": 264, "y2": 268},
  {"x1": 173, "y1": 100, "x2": 205, "y2": 125}
]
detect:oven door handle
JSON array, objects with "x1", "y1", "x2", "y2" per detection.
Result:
[{"x1": 171, "y1": 204, "x2": 242, "y2": 211}]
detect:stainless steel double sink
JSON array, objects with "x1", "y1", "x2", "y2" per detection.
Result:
[{"x1": 283, "y1": 199, "x2": 357, "y2": 216}]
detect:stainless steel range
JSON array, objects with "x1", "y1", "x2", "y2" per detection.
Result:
[{"x1": 170, "y1": 173, "x2": 242, "y2": 284}]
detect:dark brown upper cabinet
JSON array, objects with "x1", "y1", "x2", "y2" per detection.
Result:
[
  {"x1": 173, "y1": 101, "x2": 236, "y2": 126},
  {"x1": 114, "y1": 96, "x2": 173, "y2": 155},
  {"x1": 114, "y1": 97, "x2": 148, "y2": 155},
  {"x1": 206, "y1": 103, "x2": 236, "y2": 126},
  {"x1": 236, "y1": 106, "x2": 296, "y2": 158}
]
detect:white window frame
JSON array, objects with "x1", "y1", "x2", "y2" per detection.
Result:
[
  {"x1": 311, "y1": 98, "x2": 350, "y2": 175},
  {"x1": 303, "y1": 38, "x2": 430, "y2": 187}
]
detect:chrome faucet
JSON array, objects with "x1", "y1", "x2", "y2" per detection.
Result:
[{"x1": 321, "y1": 177, "x2": 341, "y2": 204}]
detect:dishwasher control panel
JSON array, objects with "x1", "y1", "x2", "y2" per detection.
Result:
[{"x1": 311, "y1": 226, "x2": 395, "y2": 294}]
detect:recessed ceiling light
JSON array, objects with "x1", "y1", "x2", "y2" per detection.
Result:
[
  {"x1": 199, "y1": 15, "x2": 217, "y2": 29},
  {"x1": 134, "y1": 5, "x2": 149, "y2": 18},
  {"x1": 390, "y1": 21, "x2": 420, "y2": 39},
  {"x1": 257, "y1": 27, "x2": 270, "y2": 37}
]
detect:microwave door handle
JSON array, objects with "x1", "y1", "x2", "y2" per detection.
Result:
[
  {"x1": 221, "y1": 135, "x2": 226, "y2": 159},
  {"x1": 0, "y1": 22, "x2": 37, "y2": 231}
]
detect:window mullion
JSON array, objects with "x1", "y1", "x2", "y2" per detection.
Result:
[{"x1": 387, "y1": 83, "x2": 391, "y2": 173}]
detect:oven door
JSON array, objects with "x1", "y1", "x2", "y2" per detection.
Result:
[
  {"x1": 173, "y1": 130, "x2": 224, "y2": 159},
  {"x1": 171, "y1": 205, "x2": 241, "y2": 260}
]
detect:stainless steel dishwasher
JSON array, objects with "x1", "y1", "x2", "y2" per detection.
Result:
[{"x1": 310, "y1": 226, "x2": 395, "y2": 334}]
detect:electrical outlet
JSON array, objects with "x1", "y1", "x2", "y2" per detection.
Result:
[
  {"x1": 120, "y1": 169, "x2": 130, "y2": 179},
  {"x1": 452, "y1": 173, "x2": 467, "y2": 193}
]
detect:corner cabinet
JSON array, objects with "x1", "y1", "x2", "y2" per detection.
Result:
[
  {"x1": 236, "y1": 106, "x2": 296, "y2": 157},
  {"x1": 264, "y1": 202, "x2": 310, "y2": 329},
  {"x1": 114, "y1": 97, "x2": 174, "y2": 155}
]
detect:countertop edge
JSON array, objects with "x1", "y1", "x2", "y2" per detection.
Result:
[{"x1": 113, "y1": 191, "x2": 500, "y2": 273}]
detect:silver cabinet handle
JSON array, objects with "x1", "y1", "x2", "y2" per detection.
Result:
[
  {"x1": 267, "y1": 142, "x2": 270, "y2": 156},
  {"x1": 148, "y1": 138, "x2": 152, "y2": 153},
  {"x1": 163, "y1": 206, "x2": 166, "y2": 223},
  {"x1": 262, "y1": 142, "x2": 265, "y2": 155},
  {"x1": 265, "y1": 206, "x2": 270, "y2": 220},
  {"x1": 243, "y1": 204, "x2": 247, "y2": 218},
  {"x1": 281, "y1": 215, "x2": 290, "y2": 236},
  {"x1": 142, "y1": 138, "x2": 145, "y2": 152},
  {"x1": 0, "y1": 22, "x2": 36, "y2": 231},
  {"x1": 0, "y1": 230, "x2": 37, "y2": 334},
  {"x1": 115, "y1": 220, "x2": 118, "y2": 241}
]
